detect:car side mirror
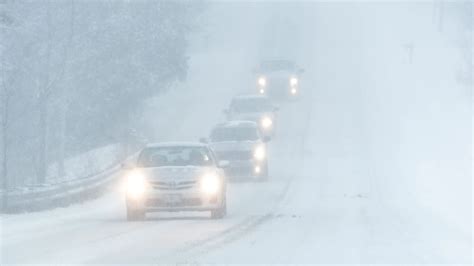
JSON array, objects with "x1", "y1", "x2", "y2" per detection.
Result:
[
  {"x1": 218, "y1": 160, "x2": 230, "y2": 168},
  {"x1": 298, "y1": 68, "x2": 305, "y2": 74},
  {"x1": 273, "y1": 105, "x2": 280, "y2": 112},
  {"x1": 263, "y1": 136, "x2": 271, "y2": 143},
  {"x1": 199, "y1": 137, "x2": 209, "y2": 144}
]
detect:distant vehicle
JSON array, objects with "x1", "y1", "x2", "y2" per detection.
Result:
[
  {"x1": 206, "y1": 121, "x2": 269, "y2": 180},
  {"x1": 123, "y1": 142, "x2": 228, "y2": 221},
  {"x1": 224, "y1": 95, "x2": 278, "y2": 138},
  {"x1": 254, "y1": 59, "x2": 304, "y2": 99}
]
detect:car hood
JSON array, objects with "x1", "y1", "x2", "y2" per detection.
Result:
[
  {"x1": 140, "y1": 166, "x2": 214, "y2": 181},
  {"x1": 230, "y1": 112, "x2": 274, "y2": 122},
  {"x1": 210, "y1": 141, "x2": 259, "y2": 152}
]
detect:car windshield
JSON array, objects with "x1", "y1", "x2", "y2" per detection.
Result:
[
  {"x1": 231, "y1": 98, "x2": 273, "y2": 113},
  {"x1": 137, "y1": 146, "x2": 213, "y2": 167},
  {"x1": 259, "y1": 60, "x2": 295, "y2": 72},
  {"x1": 211, "y1": 127, "x2": 259, "y2": 142}
]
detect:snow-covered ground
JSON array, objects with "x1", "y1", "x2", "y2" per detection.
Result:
[
  {"x1": 1, "y1": 2, "x2": 471, "y2": 264},
  {"x1": 46, "y1": 144, "x2": 123, "y2": 182}
]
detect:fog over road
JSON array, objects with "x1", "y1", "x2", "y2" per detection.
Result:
[{"x1": 1, "y1": 2, "x2": 471, "y2": 264}]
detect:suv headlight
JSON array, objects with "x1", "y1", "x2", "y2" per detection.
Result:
[
  {"x1": 258, "y1": 76, "x2": 267, "y2": 87},
  {"x1": 126, "y1": 171, "x2": 146, "y2": 199},
  {"x1": 261, "y1": 116, "x2": 273, "y2": 129},
  {"x1": 254, "y1": 145, "x2": 266, "y2": 161},
  {"x1": 290, "y1": 77, "x2": 298, "y2": 86},
  {"x1": 201, "y1": 173, "x2": 220, "y2": 195}
]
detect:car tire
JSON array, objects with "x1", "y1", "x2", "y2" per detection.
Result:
[
  {"x1": 211, "y1": 196, "x2": 227, "y2": 219},
  {"x1": 127, "y1": 207, "x2": 145, "y2": 221}
]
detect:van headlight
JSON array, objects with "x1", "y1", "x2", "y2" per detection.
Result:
[
  {"x1": 253, "y1": 145, "x2": 266, "y2": 161},
  {"x1": 258, "y1": 76, "x2": 267, "y2": 87},
  {"x1": 261, "y1": 116, "x2": 273, "y2": 129},
  {"x1": 201, "y1": 173, "x2": 220, "y2": 195},
  {"x1": 126, "y1": 171, "x2": 146, "y2": 199},
  {"x1": 290, "y1": 77, "x2": 298, "y2": 86}
]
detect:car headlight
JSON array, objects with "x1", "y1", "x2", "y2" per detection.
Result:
[
  {"x1": 261, "y1": 116, "x2": 273, "y2": 129},
  {"x1": 254, "y1": 165, "x2": 262, "y2": 174},
  {"x1": 290, "y1": 77, "x2": 298, "y2": 86},
  {"x1": 201, "y1": 173, "x2": 221, "y2": 195},
  {"x1": 126, "y1": 171, "x2": 146, "y2": 199},
  {"x1": 258, "y1": 76, "x2": 267, "y2": 87},
  {"x1": 253, "y1": 145, "x2": 266, "y2": 161},
  {"x1": 290, "y1": 87, "x2": 297, "y2": 95}
]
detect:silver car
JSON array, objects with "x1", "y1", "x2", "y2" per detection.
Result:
[
  {"x1": 124, "y1": 142, "x2": 227, "y2": 221},
  {"x1": 254, "y1": 59, "x2": 304, "y2": 99},
  {"x1": 207, "y1": 121, "x2": 269, "y2": 180},
  {"x1": 224, "y1": 95, "x2": 278, "y2": 138}
]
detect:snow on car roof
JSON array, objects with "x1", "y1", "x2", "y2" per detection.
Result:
[
  {"x1": 259, "y1": 59, "x2": 296, "y2": 70},
  {"x1": 260, "y1": 59, "x2": 295, "y2": 65},
  {"x1": 145, "y1": 142, "x2": 207, "y2": 148},
  {"x1": 232, "y1": 94, "x2": 269, "y2": 100},
  {"x1": 215, "y1": 120, "x2": 258, "y2": 128}
]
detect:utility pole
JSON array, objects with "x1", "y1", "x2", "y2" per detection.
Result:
[
  {"x1": 404, "y1": 42, "x2": 414, "y2": 64},
  {"x1": 438, "y1": 0, "x2": 444, "y2": 33}
]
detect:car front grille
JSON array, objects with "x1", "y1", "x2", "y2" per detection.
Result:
[
  {"x1": 217, "y1": 150, "x2": 253, "y2": 161},
  {"x1": 226, "y1": 166, "x2": 254, "y2": 177},
  {"x1": 149, "y1": 180, "x2": 197, "y2": 190},
  {"x1": 145, "y1": 198, "x2": 202, "y2": 207},
  {"x1": 268, "y1": 78, "x2": 289, "y2": 89}
]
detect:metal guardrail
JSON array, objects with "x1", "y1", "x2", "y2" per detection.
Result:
[
  {"x1": 0, "y1": 152, "x2": 138, "y2": 213},
  {"x1": 0, "y1": 166, "x2": 120, "y2": 213}
]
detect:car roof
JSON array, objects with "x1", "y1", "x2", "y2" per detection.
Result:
[
  {"x1": 232, "y1": 94, "x2": 269, "y2": 101},
  {"x1": 260, "y1": 59, "x2": 296, "y2": 67},
  {"x1": 213, "y1": 120, "x2": 258, "y2": 129},
  {"x1": 261, "y1": 59, "x2": 295, "y2": 64},
  {"x1": 145, "y1": 142, "x2": 208, "y2": 148}
]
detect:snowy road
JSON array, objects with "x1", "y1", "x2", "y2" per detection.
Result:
[
  {"x1": 1, "y1": 3, "x2": 471, "y2": 264},
  {"x1": 1, "y1": 87, "x2": 470, "y2": 264},
  {"x1": 0, "y1": 98, "x2": 308, "y2": 264}
]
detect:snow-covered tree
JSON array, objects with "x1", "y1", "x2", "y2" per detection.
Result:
[{"x1": 0, "y1": 0, "x2": 204, "y2": 187}]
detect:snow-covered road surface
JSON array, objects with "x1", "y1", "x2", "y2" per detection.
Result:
[{"x1": 1, "y1": 92, "x2": 470, "y2": 264}]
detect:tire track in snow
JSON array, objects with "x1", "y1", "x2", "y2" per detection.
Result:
[
  {"x1": 170, "y1": 213, "x2": 274, "y2": 263},
  {"x1": 159, "y1": 171, "x2": 295, "y2": 263},
  {"x1": 157, "y1": 89, "x2": 313, "y2": 263}
]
